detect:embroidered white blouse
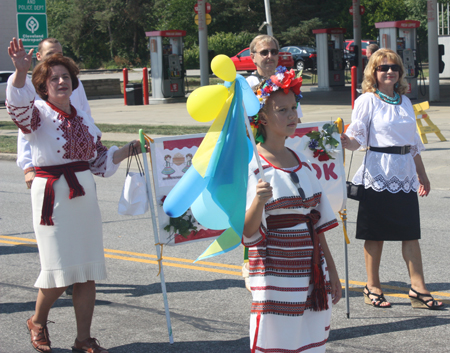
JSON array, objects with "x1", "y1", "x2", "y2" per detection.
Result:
[
  {"x1": 6, "y1": 76, "x2": 119, "y2": 177},
  {"x1": 346, "y1": 93, "x2": 424, "y2": 193},
  {"x1": 15, "y1": 75, "x2": 91, "y2": 170}
]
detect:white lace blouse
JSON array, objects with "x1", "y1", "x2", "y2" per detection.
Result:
[{"x1": 346, "y1": 93, "x2": 424, "y2": 193}]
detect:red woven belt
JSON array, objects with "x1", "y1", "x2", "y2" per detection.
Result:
[
  {"x1": 35, "y1": 161, "x2": 89, "y2": 226},
  {"x1": 266, "y1": 210, "x2": 328, "y2": 311}
]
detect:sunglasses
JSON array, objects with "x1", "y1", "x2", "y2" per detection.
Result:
[
  {"x1": 256, "y1": 49, "x2": 279, "y2": 57},
  {"x1": 289, "y1": 172, "x2": 306, "y2": 201},
  {"x1": 376, "y1": 64, "x2": 401, "y2": 72}
]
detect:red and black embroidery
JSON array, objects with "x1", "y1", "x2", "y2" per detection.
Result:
[
  {"x1": 59, "y1": 115, "x2": 96, "y2": 161},
  {"x1": 6, "y1": 100, "x2": 39, "y2": 134},
  {"x1": 91, "y1": 137, "x2": 109, "y2": 176},
  {"x1": 266, "y1": 193, "x2": 321, "y2": 211}
]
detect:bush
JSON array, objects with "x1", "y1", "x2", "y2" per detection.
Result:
[
  {"x1": 184, "y1": 45, "x2": 200, "y2": 69},
  {"x1": 183, "y1": 32, "x2": 257, "y2": 69}
]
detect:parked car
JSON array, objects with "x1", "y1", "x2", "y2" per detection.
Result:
[
  {"x1": 344, "y1": 39, "x2": 377, "y2": 56},
  {"x1": 0, "y1": 71, "x2": 14, "y2": 104},
  {"x1": 280, "y1": 46, "x2": 317, "y2": 72},
  {"x1": 230, "y1": 48, "x2": 294, "y2": 72}
]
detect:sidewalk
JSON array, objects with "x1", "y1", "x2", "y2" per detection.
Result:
[{"x1": 1, "y1": 82, "x2": 449, "y2": 162}]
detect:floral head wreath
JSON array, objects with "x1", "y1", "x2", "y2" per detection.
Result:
[{"x1": 250, "y1": 66, "x2": 303, "y2": 143}]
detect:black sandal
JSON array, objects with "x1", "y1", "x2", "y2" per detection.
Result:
[
  {"x1": 363, "y1": 285, "x2": 392, "y2": 308},
  {"x1": 409, "y1": 288, "x2": 445, "y2": 310}
]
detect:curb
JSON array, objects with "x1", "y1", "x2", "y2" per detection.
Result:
[{"x1": 0, "y1": 153, "x2": 17, "y2": 161}]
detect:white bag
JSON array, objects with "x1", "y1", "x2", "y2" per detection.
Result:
[{"x1": 118, "y1": 145, "x2": 149, "y2": 216}]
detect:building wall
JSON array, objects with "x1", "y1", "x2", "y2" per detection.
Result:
[{"x1": 0, "y1": 0, "x2": 18, "y2": 71}]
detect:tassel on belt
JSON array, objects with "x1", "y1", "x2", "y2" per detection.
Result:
[
  {"x1": 266, "y1": 209, "x2": 328, "y2": 311},
  {"x1": 35, "y1": 161, "x2": 89, "y2": 226}
]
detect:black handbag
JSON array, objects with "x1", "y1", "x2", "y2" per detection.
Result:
[
  {"x1": 346, "y1": 180, "x2": 365, "y2": 201},
  {"x1": 346, "y1": 97, "x2": 373, "y2": 202}
]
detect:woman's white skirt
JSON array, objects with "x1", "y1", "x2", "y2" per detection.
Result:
[{"x1": 31, "y1": 170, "x2": 107, "y2": 288}]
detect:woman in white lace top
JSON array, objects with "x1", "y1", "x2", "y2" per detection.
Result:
[{"x1": 341, "y1": 49, "x2": 443, "y2": 310}]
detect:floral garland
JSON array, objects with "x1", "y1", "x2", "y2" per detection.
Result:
[
  {"x1": 249, "y1": 66, "x2": 303, "y2": 143},
  {"x1": 255, "y1": 66, "x2": 303, "y2": 109},
  {"x1": 306, "y1": 123, "x2": 339, "y2": 161}
]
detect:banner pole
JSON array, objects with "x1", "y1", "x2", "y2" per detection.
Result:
[
  {"x1": 139, "y1": 130, "x2": 174, "y2": 343},
  {"x1": 335, "y1": 118, "x2": 350, "y2": 318}
]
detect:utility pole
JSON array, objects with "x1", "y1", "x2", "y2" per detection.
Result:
[
  {"x1": 197, "y1": 0, "x2": 209, "y2": 86},
  {"x1": 263, "y1": 0, "x2": 273, "y2": 36},
  {"x1": 352, "y1": 0, "x2": 363, "y2": 84},
  {"x1": 428, "y1": 0, "x2": 440, "y2": 101}
]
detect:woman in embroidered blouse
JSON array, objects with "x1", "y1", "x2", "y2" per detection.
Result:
[
  {"x1": 7, "y1": 38, "x2": 142, "y2": 353},
  {"x1": 341, "y1": 49, "x2": 443, "y2": 310},
  {"x1": 243, "y1": 67, "x2": 341, "y2": 353}
]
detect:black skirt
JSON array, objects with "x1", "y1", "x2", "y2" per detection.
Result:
[{"x1": 356, "y1": 187, "x2": 420, "y2": 241}]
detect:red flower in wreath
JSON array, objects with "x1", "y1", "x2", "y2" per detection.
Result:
[{"x1": 271, "y1": 69, "x2": 303, "y2": 95}]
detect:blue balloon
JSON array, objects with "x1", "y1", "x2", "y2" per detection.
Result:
[
  {"x1": 236, "y1": 75, "x2": 260, "y2": 117},
  {"x1": 163, "y1": 166, "x2": 208, "y2": 218},
  {"x1": 191, "y1": 186, "x2": 230, "y2": 230}
]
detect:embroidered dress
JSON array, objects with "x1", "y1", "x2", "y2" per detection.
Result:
[
  {"x1": 346, "y1": 93, "x2": 425, "y2": 193},
  {"x1": 243, "y1": 150, "x2": 338, "y2": 353},
  {"x1": 6, "y1": 78, "x2": 120, "y2": 288}
]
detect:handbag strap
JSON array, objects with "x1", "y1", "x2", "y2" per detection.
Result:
[
  {"x1": 346, "y1": 95, "x2": 374, "y2": 182},
  {"x1": 126, "y1": 143, "x2": 145, "y2": 176}
]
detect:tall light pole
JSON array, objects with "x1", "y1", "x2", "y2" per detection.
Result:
[
  {"x1": 428, "y1": 0, "x2": 440, "y2": 101},
  {"x1": 352, "y1": 0, "x2": 363, "y2": 84},
  {"x1": 263, "y1": 0, "x2": 273, "y2": 36},
  {"x1": 198, "y1": 0, "x2": 209, "y2": 86}
]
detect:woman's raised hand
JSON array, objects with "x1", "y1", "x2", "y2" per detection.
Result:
[{"x1": 8, "y1": 38, "x2": 34, "y2": 73}]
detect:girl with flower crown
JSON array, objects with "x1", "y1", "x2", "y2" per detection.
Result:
[{"x1": 243, "y1": 67, "x2": 342, "y2": 353}]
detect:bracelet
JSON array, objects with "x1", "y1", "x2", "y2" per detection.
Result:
[{"x1": 24, "y1": 167, "x2": 36, "y2": 175}]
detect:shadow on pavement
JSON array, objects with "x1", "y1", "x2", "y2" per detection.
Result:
[
  {"x1": 329, "y1": 316, "x2": 450, "y2": 342},
  {"x1": 95, "y1": 279, "x2": 245, "y2": 297}
]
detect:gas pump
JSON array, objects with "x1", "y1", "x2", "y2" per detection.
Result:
[
  {"x1": 375, "y1": 20, "x2": 420, "y2": 99},
  {"x1": 146, "y1": 30, "x2": 186, "y2": 99},
  {"x1": 312, "y1": 28, "x2": 346, "y2": 90}
]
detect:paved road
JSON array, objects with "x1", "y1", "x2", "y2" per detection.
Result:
[
  {"x1": 1, "y1": 82, "x2": 450, "y2": 352},
  {"x1": 1, "y1": 153, "x2": 450, "y2": 352}
]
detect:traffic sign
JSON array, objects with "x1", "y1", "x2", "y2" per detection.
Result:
[
  {"x1": 17, "y1": 14, "x2": 48, "y2": 48},
  {"x1": 194, "y1": 13, "x2": 212, "y2": 26},
  {"x1": 349, "y1": 5, "x2": 365, "y2": 15},
  {"x1": 17, "y1": 0, "x2": 46, "y2": 13},
  {"x1": 194, "y1": 2, "x2": 211, "y2": 14}
]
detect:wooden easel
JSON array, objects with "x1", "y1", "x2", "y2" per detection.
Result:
[{"x1": 413, "y1": 101, "x2": 446, "y2": 144}]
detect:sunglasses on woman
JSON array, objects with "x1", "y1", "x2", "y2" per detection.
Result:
[
  {"x1": 289, "y1": 172, "x2": 306, "y2": 201},
  {"x1": 376, "y1": 64, "x2": 401, "y2": 72},
  {"x1": 256, "y1": 49, "x2": 279, "y2": 57}
]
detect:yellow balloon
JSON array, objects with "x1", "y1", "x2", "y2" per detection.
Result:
[
  {"x1": 211, "y1": 55, "x2": 236, "y2": 82},
  {"x1": 187, "y1": 85, "x2": 228, "y2": 122}
]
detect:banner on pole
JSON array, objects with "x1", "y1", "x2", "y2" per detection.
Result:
[{"x1": 150, "y1": 121, "x2": 346, "y2": 246}]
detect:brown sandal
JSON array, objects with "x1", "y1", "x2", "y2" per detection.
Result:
[
  {"x1": 363, "y1": 285, "x2": 392, "y2": 308},
  {"x1": 72, "y1": 337, "x2": 108, "y2": 353},
  {"x1": 26, "y1": 316, "x2": 52, "y2": 353}
]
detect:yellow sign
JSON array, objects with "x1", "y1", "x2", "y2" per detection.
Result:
[{"x1": 195, "y1": 14, "x2": 212, "y2": 25}]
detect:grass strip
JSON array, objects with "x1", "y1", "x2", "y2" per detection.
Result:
[
  {"x1": 0, "y1": 135, "x2": 133, "y2": 154},
  {"x1": 0, "y1": 121, "x2": 209, "y2": 135}
]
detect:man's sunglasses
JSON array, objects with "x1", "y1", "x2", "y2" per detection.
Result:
[
  {"x1": 256, "y1": 49, "x2": 279, "y2": 57},
  {"x1": 289, "y1": 172, "x2": 306, "y2": 201},
  {"x1": 376, "y1": 64, "x2": 401, "y2": 72}
]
